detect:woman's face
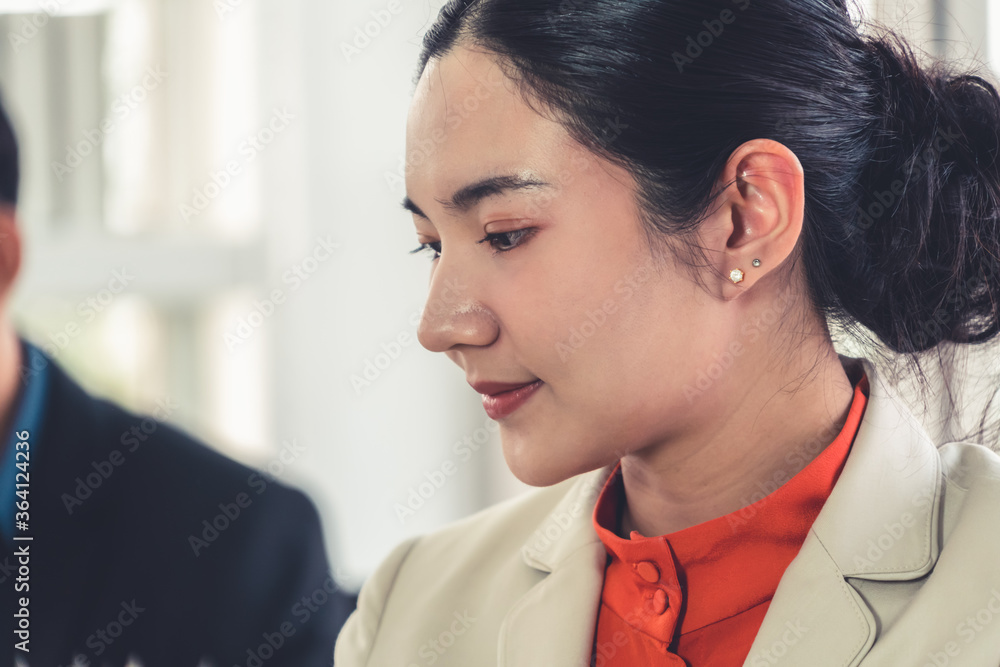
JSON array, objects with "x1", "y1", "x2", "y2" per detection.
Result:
[{"x1": 405, "y1": 46, "x2": 745, "y2": 486}]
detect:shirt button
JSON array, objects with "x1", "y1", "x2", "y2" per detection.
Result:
[
  {"x1": 634, "y1": 561, "x2": 660, "y2": 583},
  {"x1": 651, "y1": 588, "x2": 669, "y2": 615}
]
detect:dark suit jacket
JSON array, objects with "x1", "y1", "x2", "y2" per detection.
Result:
[{"x1": 1, "y1": 343, "x2": 356, "y2": 666}]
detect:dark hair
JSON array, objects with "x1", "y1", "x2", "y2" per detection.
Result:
[
  {"x1": 0, "y1": 92, "x2": 17, "y2": 207},
  {"x1": 413, "y1": 0, "x2": 1000, "y2": 442},
  {"x1": 415, "y1": 0, "x2": 1000, "y2": 353}
]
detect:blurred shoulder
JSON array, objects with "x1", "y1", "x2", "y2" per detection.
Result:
[{"x1": 39, "y1": 351, "x2": 315, "y2": 525}]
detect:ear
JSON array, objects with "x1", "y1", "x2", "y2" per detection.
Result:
[
  {"x1": 698, "y1": 139, "x2": 804, "y2": 299},
  {"x1": 0, "y1": 204, "x2": 22, "y2": 305}
]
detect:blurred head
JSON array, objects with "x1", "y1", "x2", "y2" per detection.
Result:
[
  {"x1": 0, "y1": 95, "x2": 17, "y2": 209},
  {"x1": 404, "y1": 0, "x2": 1000, "y2": 485},
  {"x1": 0, "y1": 92, "x2": 21, "y2": 309}
]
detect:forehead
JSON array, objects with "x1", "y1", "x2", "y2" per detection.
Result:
[{"x1": 405, "y1": 46, "x2": 571, "y2": 197}]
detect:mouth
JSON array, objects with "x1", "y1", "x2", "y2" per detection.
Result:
[{"x1": 472, "y1": 379, "x2": 544, "y2": 420}]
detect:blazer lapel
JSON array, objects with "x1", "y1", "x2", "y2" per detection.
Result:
[
  {"x1": 499, "y1": 465, "x2": 613, "y2": 667},
  {"x1": 744, "y1": 357, "x2": 942, "y2": 666},
  {"x1": 742, "y1": 535, "x2": 878, "y2": 666}
]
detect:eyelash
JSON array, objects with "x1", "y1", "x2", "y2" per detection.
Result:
[{"x1": 409, "y1": 228, "x2": 537, "y2": 261}]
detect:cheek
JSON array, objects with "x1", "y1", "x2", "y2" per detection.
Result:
[
  {"x1": 558, "y1": 278, "x2": 711, "y2": 413},
  {"x1": 493, "y1": 256, "x2": 627, "y2": 364}
]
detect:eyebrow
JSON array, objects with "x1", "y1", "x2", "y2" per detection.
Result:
[{"x1": 401, "y1": 174, "x2": 552, "y2": 219}]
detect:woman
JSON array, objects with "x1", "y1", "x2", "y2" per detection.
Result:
[{"x1": 336, "y1": 0, "x2": 1000, "y2": 664}]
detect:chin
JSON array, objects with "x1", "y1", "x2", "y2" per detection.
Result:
[{"x1": 500, "y1": 430, "x2": 610, "y2": 488}]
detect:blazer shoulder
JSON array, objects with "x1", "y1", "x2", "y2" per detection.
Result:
[
  {"x1": 934, "y1": 440, "x2": 1000, "y2": 549},
  {"x1": 424, "y1": 473, "x2": 581, "y2": 546},
  {"x1": 369, "y1": 476, "x2": 580, "y2": 586},
  {"x1": 335, "y1": 536, "x2": 420, "y2": 665},
  {"x1": 335, "y1": 471, "x2": 597, "y2": 665},
  {"x1": 938, "y1": 439, "x2": 1000, "y2": 489}
]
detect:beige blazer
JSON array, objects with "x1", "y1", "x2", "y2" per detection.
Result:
[{"x1": 335, "y1": 357, "x2": 1000, "y2": 666}]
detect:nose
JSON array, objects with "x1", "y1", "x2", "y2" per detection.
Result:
[{"x1": 416, "y1": 263, "x2": 498, "y2": 353}]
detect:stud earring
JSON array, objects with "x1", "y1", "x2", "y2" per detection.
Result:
[
  {"x1": 752, "y1": 259, "x2": 761, "y2": 267},
  {"x1": 729, "y1": 269, "x2": 745, "y2": 284}
]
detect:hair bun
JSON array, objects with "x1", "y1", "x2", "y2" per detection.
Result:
[
  {"x1": 860, "y1": 34, "x2": 942, "y2": 149},
  {"x1": 840, "y1": 32, "x2": 1000, "y2": 353}
]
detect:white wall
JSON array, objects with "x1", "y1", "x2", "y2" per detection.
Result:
[{"x1": 251, "y1": 0, "x2": 528, "y2": 588}]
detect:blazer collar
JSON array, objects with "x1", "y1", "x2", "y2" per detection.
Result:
[
  {"x1": 519, "y1": 465, "x2": 610, "y2": 573},
  {"x1": 744, "y1": 355, "x2": 942, "y2": 666},
  {"x1": 501, "y1": 466, "x2": 611, "y2": 666},
  {"x1": 811, "y1": 355, "x2": 942, "y2": 579}
]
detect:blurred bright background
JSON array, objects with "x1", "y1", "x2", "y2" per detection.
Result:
[{"x1": 0, "y1": 0, "x2": 996, "y2": 588}]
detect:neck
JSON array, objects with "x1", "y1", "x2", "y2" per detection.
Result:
[{"x1": 619, "y1": 340, "x2": 856, "y2": 537}]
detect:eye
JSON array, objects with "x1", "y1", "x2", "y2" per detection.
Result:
[
  {"x1": 477, "y1": 228, "x2": 537, "y2": 255},
  {"x1": 409, "y1": 241, "x2": 441, "y2": 261}
]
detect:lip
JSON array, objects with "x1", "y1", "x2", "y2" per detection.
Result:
[
  {"x1": 470, "y1": 380, "x2": 539, "y2": 396},
  {"x1": 472, "y1": 379, "x2": 544, "y2": 420}
]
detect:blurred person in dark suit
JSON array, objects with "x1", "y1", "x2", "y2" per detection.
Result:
[{"x1": 0, "y1": 93, "x2": 355, "y2": 666}]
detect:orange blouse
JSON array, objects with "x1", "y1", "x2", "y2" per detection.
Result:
[{"x1": 591, "y1": 372, "x2": 870, "y2": 666}]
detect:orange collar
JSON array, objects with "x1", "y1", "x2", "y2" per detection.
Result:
[{"x1": 592, "y1": 373, "x2": 870, "y2": 646}]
